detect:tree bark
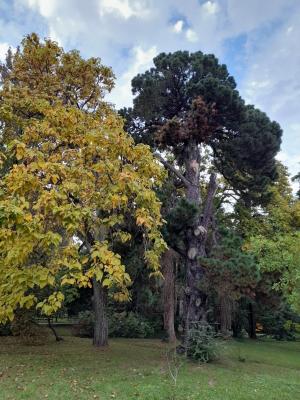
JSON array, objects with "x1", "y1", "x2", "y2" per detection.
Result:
[
  {"x1": 219, "y1": 295, "x2": 232, "y2": 336},
  {"x1": 156, "y1": 141, "x2": 217, "y2": 350},
  {"x1": 183, "y1": 140, "x2": 217, "y2": 348},
  {"x1": 47, "y1": 317, "x2": 63, "y2": 342},
  {"x1": 161, "y1": 248, "x2": 178, "y2": 343},
  {"x1": 248, "y1": 302, "x2": 257, "y2": 339},
  {"x1": 92, "y1": 277, "x2": 108, "y2": 347}
]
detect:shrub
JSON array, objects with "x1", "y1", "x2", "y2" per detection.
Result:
[
  {"x1": 258, "y1": 308, "x2": 297, "y2": 340},
  {"x1": 11, "y1": 311, "x2": 49, "y2": 345},
  {"x1": 109, "y1": 312, "x2": 155, "y2": 338},
  {"x1": 0, "y1": 323, "x2": 12, "y2": 336},
  {"x1": 72, "y1": 310, "x2": 94, "y2": 338},
  {"x1": 72, "y1": 310, "x2": 155, "y2": 338},
  {"x1": 186, "y1": 322, "x2": 220, "y2": 362}
]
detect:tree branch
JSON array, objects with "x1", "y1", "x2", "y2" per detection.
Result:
[{"x1": 154, "y1": 152, "x2": 191, "y2": 188}]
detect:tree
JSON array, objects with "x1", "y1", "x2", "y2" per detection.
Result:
[
  {"x1": 122, "y1": 50, "x2": 282, "y2": 346},
  {"x1": 201, "y1": 229, "x2": 259, "y2": 336},
  {"x1": 242, "y1": 163, "x2": 300, "y2": 313},
  {"x1": 161, "y1": 248, "x2": 179, "y2": 342},
  {"x1": 0, "y1": 34, "x2": 166, "y2": 346},
  {"x1": 250, "y1": 233, "x2": 300, "y2": 313}
]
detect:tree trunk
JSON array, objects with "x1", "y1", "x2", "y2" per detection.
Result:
[
  {"x1": 162, "y1": 248, "x2": 178, "y2": 343},
  {"x1": 219, "y1": 295, "x2": 232, "y2": 336},
  {"x1": 92, "y1": 277, "x2": 108, "y2": 347},
  {"x1": 248, "y1": 302, "x2": 257, "y2": 339},
  {"x1": 232, "y1": 301, "x2": 242, "y2": 338},
  {"x1": 183, "y1": 140, "x2": 217, "y2": 348},
  {"x1": 47, "y1": 317, "x2": 63, "y2": 342}
]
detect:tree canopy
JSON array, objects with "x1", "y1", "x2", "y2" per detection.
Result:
[
  {"x1": 0, "y1": 34, "x2": 166, "y2": 324},
  {"x1": 122, "y1": 50, "x2": 282, "y2": 204}
]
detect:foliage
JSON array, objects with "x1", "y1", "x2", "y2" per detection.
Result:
[
  {"x1": 257, "y1": 303, "x2": 298, "y2": 340},
  {"x1": 123, "y1": 50, "x2": 282, "y2": 204},
  {"x1": 249, "y1": 233, "x2": 300, "y2": 312},
  {"x1": 72, "y1": 310, "x2": 95, "y2": 338},
  {"x1": 10, "y1": 311, "x2": 49, "y2": 345},
  {"x1": 122, "y1": 49, "x2": 282, "y2": 344},
  {"x1": 109, "y1": 311, "x2": 155, "y2": 338},
  {"x1": 0, "y1": 322, "x2": 11, "y2": 336},
  {"x1": 233, "y1": 163, "x2": 300, "y2": 322},
  {"x1": 186, "y1": 322, "x2": 220, "y2": 362},
  {"x1": 0, "y1": 34, "x2": 166, "y2": 323},
  {"x1": 73, "y1": 310, "x2": 155, "y2": 338},
  {"x1": 202, "y1": 229, "x2": 259, "y2": 300}
]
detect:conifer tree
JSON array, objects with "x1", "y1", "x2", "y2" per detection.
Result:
[{"x1": 122, "y1": 51, "x2": 282, "y2": 346}]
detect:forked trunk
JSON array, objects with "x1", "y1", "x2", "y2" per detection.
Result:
[
  {"x1": 183, "y1": 140, "x2": 217, "y2": 348},
  {"x1": 92, "y1": 277, "x2": 108, "y2": 347}
]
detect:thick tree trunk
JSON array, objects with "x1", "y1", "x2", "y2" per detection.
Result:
[
  {"x1": 219, "y1": 295, "x2": 232, "y2": 336},
  {"x1": 92, "y1": 277, "x2": 108, "y2": 347},
  {"x1": 183, "y1": 140, "x2": 217, "y2": 348},
  {"x1": 161, "y1": 248, "x2": 178, "y2": 343},
  {"x1": 248, "y1": 302, "x2": 257, "y2": 339}
]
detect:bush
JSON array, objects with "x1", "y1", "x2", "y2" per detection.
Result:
[
  {"x1": 72, "y1": 310, "x2": 94, "y2": 338},
  {"x1": 109, "y1": 312, "x2": 155, "y2": 338},
  {"x1": 72, "y1": 310, "x2": 155, "y2": 339},
  {"x1": 11, "y1": 312, "x2": 49, "y2": 345},
  {"x1": 258, "y1": 307, "x2": 297, "y2": 341},
  {"x1": 0, "y1": 323, "x2": 12, "y2": 336},
  {"x1": 186, "y1": 322, "x2": 220, "y2": 362}
]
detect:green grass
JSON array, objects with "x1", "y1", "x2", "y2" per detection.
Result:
[{"x1": 0, "y1": 329, "x2": 299, "y2": 400}]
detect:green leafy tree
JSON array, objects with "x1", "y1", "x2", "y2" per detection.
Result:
[
  {"x1": 250, "y1": 234, "x2": 300, "y2": 312},
  {"x1": 239, "y1": 163, "x2": 300, "y2": 315}
]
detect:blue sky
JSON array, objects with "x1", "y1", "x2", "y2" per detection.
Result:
[{"x1": 0, "y1": 0, "x2": 299, "y2": 182}]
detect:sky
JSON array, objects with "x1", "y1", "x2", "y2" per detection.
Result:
[{"x1": 0, "y1": 0, "x2": 299, "y2": 183}]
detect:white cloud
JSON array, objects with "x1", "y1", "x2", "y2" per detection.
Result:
[
  {"x1": 98, "y1": 0, "x2": 149, "y2": 19},
  {"x1": 26, "y1": 0, "x2": 57, "y2": 18},
  {"x1": 0, "y1": 42, "x2": 10, "y2": 62},
  {"x1": 277, "y1": 150, "x2": 300, "y2": 193},
  {"x1": 173, "y1": 20, "x2": 184, "y2": 33},
  {"x1": 202, "y1": 1, "x2": 219, "y2": 15},
  {"x1": 108, "y1": 45, "x2": 157, "y2": 108},
  {"x1": 3, "y1": 0, "x2": 300, "y2": 179},
  {"x1": 48, "y1": 23, "x2": 63, "y2": 46},
  {"x1": 186, "y1": 28, "x2": 198, "y2": 42},
  {"x1": 240, "y1": 7, "x2": 300, "y2": 181},
  {"x1": 277, "y1": 151, "x2": 300, "y2": 176}
]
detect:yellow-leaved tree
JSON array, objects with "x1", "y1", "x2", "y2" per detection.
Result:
[{"x1": 0, "y1": 34, "x2": 166, "y2": 346}]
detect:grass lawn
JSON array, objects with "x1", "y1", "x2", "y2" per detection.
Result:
[{"x1": 0, "y1": 328, "x2": 299, "y2": 400}]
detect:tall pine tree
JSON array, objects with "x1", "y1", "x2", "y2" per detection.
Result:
[{"x1": 122, "y1": 51, "x2": 282, "y2": 347}]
